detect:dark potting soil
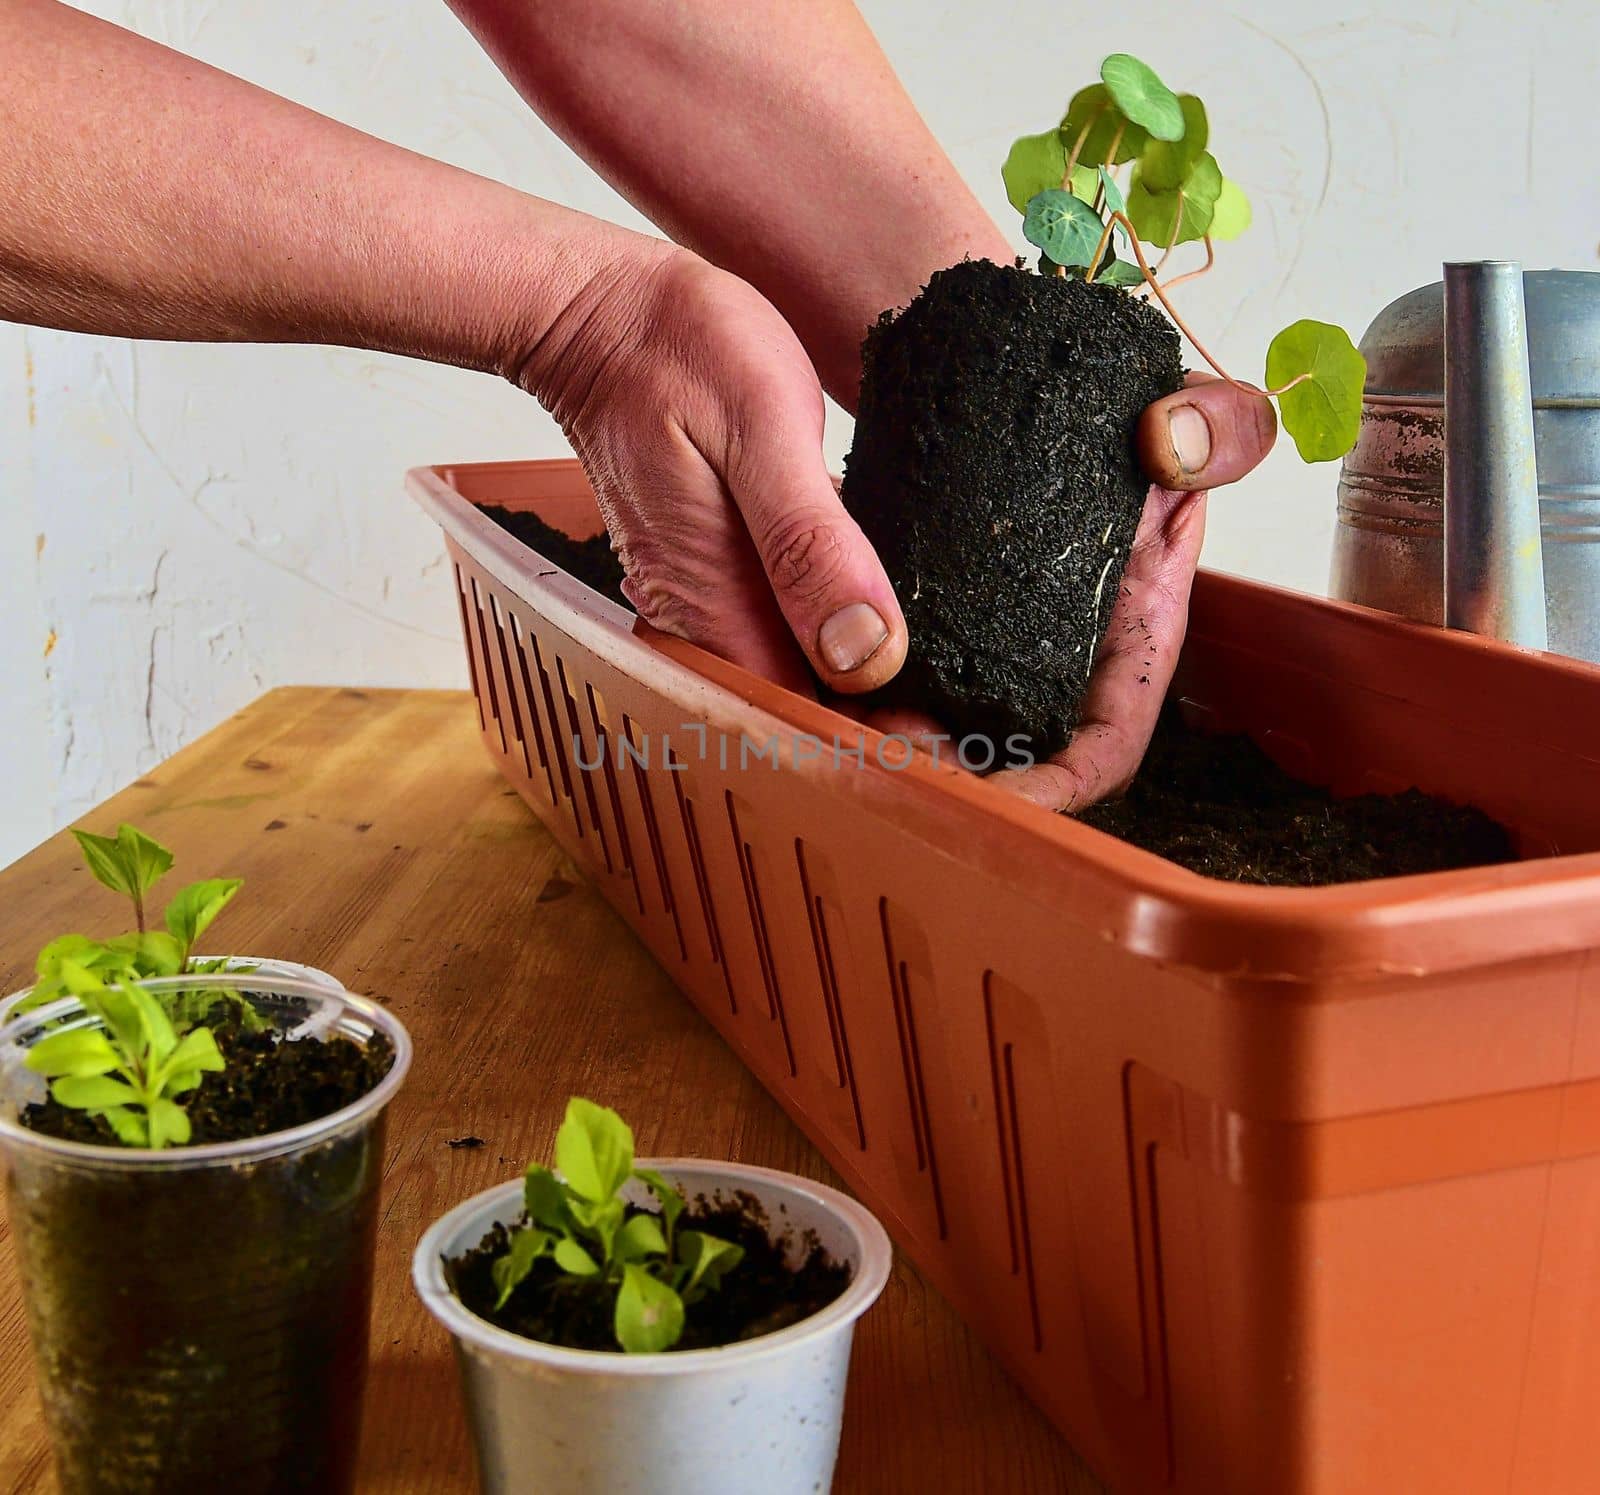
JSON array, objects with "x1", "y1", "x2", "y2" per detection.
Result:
[
  {"x1": 839, "y1": 258, "x2": 1184, "y2": 757},
  {"x1": 481, "y1": 503, "x2": 631, "y2": 609},
  {"x1": 449, "y1": 1191, "x2": 853, "y2": 1353},
  {"x1": 21, "y1": 1012, "x2": 394, "y2": 1146},
  {"x1": 1076, "y1": 712, "x2": 1515, "y2": 886}
]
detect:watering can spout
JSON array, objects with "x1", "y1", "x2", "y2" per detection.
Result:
[{"x1": 1442, "y1": 261, "x2": 1548, "y2": 648}]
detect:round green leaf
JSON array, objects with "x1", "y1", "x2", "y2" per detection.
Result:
[
  {"x1": 1100, "y1": 55, "x2": 1185, "y2": 142},
  {"x1": 1209, "y1": 178, "x2": 1253, "y2": 241},
  {"x1": 1023, "y1": 188, "x2": 1106, "y2": 269},
  {"x1": 1002, "y1": 131, "x2": 1066, "y2": 215},
  {"x1": 1060, "y1": 84, "x2": 1147, "y2": 167},
  {"x1": 1138, "y1": 95, "x2": 1208, "y2": 192},
  {"x1": 1126, "y1": 152, "x2": 1223, "y2": 247},
  {"x1": 1265, "y1": 320, "x2": 1368, "y2": 462}
]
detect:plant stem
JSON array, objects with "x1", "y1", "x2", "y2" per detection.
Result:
[
  {"x1": 133, "y1": 891, "x2": 145, "y2": 935},
  {"x1": 1102, "y1": 122, "x2": 1126, "y2": 171},
  {"x1": 1062, "y1": 104, "x2": 1106, "y2": 184},
  {"x1": 1151, "y1": 199, "x2": 1185, "y2": 278},
  {"x1": 1158, "y1": 234, "x2": 1216, "y2": 293},
  {"x1": 1107, "y1": 212, "x2": 1311, "y2": 398}
]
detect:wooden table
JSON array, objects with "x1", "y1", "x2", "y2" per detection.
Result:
[{"x1": 0, "y1": 687, "x2": 1102, "y2": 1493}]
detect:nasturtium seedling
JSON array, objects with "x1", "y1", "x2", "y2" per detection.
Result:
[
  {"x1": 1001, "y1": 51, "x2": 1365, "y2": 462},
  {"x1": 489, "y1": 1097, "x2": 745, "y2": 1354}
]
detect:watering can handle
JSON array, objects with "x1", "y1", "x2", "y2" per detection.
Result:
[{"x1": 1442, "y1": 260, "x2": 1548, "y2": 648}]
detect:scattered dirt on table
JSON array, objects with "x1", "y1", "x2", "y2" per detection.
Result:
[
  {"x1": 449, "y1": 1189, "x2": 853, "y2": 1352},
  {"x1": 1075, "y1": 711, "x2": 1515, "y2": 886},
  {"x1": 23, "y1": 1009, "x2": 393, "y2": 1146}
]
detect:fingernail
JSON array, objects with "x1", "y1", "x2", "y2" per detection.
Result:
[
  {"x1": 1168, "y1": 404, "x2": 1212, "y2": 475},
  {"x1": 818, "y1": 602, "x2": 889, "y2": 673}
]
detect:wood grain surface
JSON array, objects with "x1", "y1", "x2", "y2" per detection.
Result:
[{"x1": 0, "y1": 687, "x2": 1102, "y2": 1494}]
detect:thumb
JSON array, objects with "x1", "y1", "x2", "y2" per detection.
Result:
[
  {"x1": 726, "y1": 428, "x2": 908, "y2": 695},
  {"x1": 1138, "y1": 373, "x2": 1277, "y2": 491}
]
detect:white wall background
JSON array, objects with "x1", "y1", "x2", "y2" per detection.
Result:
[{"x1": 4, "y1": 0, "x2": 1598, "y2": 867}]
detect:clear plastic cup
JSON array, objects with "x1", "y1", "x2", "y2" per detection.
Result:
[{"x1": 0, "y1": 973, "x2": 411, "y2": 1495}]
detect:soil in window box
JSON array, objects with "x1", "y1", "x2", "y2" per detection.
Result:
[
  {"x1": 448, "y1": 1191, "x2": 852, "y2": 1352},
  {"x1": 482, "y1": 505, "x2": 630, "y2": 610},
  {"x1": 1075, "y1": 711, "x2": 1515, "y2": 886}
]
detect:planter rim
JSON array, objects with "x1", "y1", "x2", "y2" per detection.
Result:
[
  {"x1": 408, "y1": 458, "x2": 1600, "y2": 984},
  {"x1": 412, "y1": 1159, "x2": 892, "y2": 1374},
  {"x1": 0, "y1": 972, "x2": 411, "y2": 1170}
]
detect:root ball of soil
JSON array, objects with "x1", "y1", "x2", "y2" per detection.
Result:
[{"x1": 840, "y1": 259, "x2": 1183, "y2": 756}]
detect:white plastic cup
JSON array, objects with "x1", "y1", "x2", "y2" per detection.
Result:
[{"x1": 413, "y1": 1160, "x2": 893, "y2": 1495}]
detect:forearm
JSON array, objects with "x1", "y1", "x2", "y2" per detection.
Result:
[
  {"x1": 0, "y1": 0, "x2": 656, "y2": 381},
  {"x1": 449, "y1": 0, "x2": 1011, "y2": 408}
]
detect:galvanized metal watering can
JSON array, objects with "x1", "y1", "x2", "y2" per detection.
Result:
[{"x1": 1332, "y1": 264, "x2": 1600, "y2": 660}]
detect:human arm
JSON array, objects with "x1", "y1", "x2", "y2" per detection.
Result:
[{"x1": 0, "y1": 0, "x2": 904, "y2": 692}]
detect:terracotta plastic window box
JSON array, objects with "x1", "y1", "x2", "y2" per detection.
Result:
[{"x1": 409, "y1": 458, "x2": 1600, "y2": 1495}]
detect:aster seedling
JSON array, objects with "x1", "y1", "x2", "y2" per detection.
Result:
[
  {"x1": 1003, "y1": 53, "x2": 1366, "y2": 461},
  {"x1": 18, "y1": 823, "x2": 247, "y2": 1017},
  {"x1": 23, "y1": 961, "x2": 225, "y2": 1148},
  {"x1": 490, "y1": 1098, "x2": 744, "y2": 1353}
]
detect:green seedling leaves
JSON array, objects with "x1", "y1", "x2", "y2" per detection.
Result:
[
  {"x1": 553, "y1": 1237, "x2": 600, "y2": 1276},
  {"x1": 147, "y1": 1097, "x2": 190, "y2": 1150},
  {"x1": 486, "y1": 1098, "x2": 746, "y2": 1353},
  {"x1": 555, "y1": 1097, "x2": 634, "y2": 1203},
  {"x1": 165, "y1": 878, "x2": 243, "y2": 958},
  {"x1": 524, "y1": 1165, "x2": 575, "y2": 1233},
  {"x1": 1003, "y1": 131, "x2": 1066, "y2": 213},
  {"x1": 678, "y1": 1231, "x2": 746, "y2": 1304},
  {"x1": 51, "y1": 1073, "x2": 138, "y2": 1110},
  {"x1": 1060, "y1": 83, "x2": 1147, "y2": 167},
  {"x1": 1209, "y1": 178, "x2": 1252, "y2": 240},
  {"x1": 1126, "y1": 151, "x2": 1223, "y2": 246},
  {"x1": 1023, "y1": 189, "x2": 1105, "y2": 268},
  {"x1": 633, "y1": 1166, "x2": 686, "y2": 1239},
  {"x1": 26, "y1": 1025, "x2": 120, "y2": 1079},
  {"x1": 616, "y1": 1265, "x2": 685, "y2": 1355},
  {"x1": 615, "y1": 1212, "x2": 668, "y2": 1263},
  {"x1": 1100, "y1": 55, "x2": 1185, "y2": 142},
  {"x1": 492, "y1": 1226, "x2": 551, "y2": 1309},
  {"x1": 72, "y1": 825, "x2": 174, "y2": 905},
  {"x1": 1138, "y1": 95, "x2": 1208, "y2": 191},
  {"x1": 1266, "y1": 320, "x2": 1368, "y2": 461},
  {"x1": 25, "y1": 963, "x2": 224, "y2": 1151}
]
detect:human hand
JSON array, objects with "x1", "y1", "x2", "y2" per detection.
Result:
[
  {"x1": 516, "y1": 245, "x2": 907, "y2": 696},
  {"x1": 874, "y1": 375, "x2": 1276, "y2": 812}
]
